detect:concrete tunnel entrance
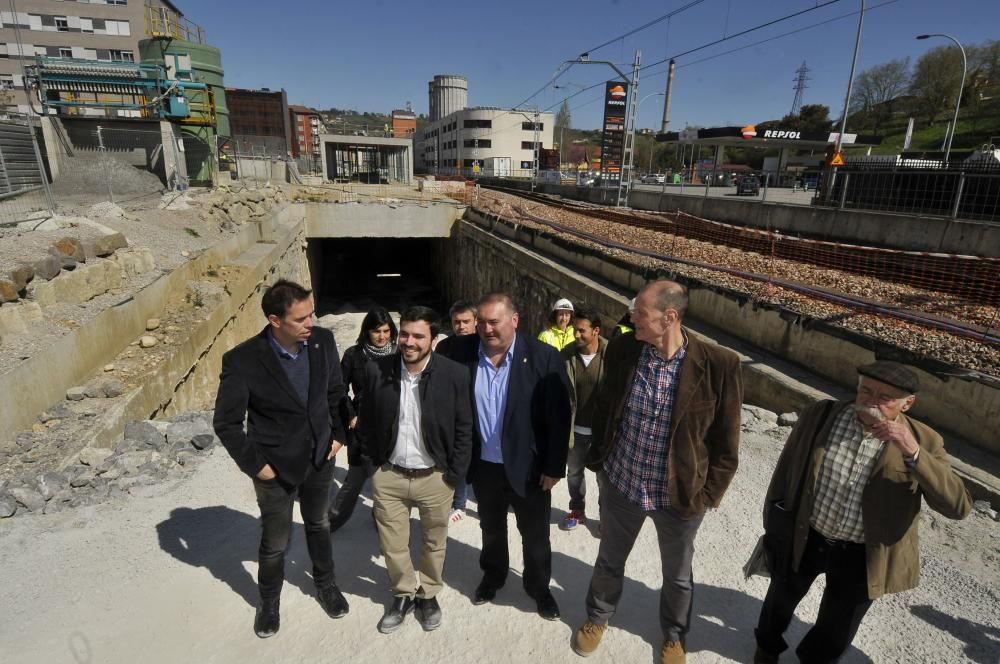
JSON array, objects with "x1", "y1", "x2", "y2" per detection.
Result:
[{"x1": 306, "y1": 237, "x2": 449, "y2": 319}]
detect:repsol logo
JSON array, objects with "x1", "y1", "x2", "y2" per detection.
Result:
[
  {"x1": 763, "y1": 130, "x2": 801, "y2": 139},
  {"x1": 608, "y1": 100, "x2": 625, "y2": 106}
]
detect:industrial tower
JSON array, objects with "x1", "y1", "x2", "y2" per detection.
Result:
[{"x1": 790, "y1": 61, "x2": 810, "y2": 115}]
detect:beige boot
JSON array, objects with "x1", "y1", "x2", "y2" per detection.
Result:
[
  {"x1": 660, "y1": 639, "x2": 686, "y2": 664},
  {"x1": 572, "y1": 620, "x2": 608, "y2": 657}
]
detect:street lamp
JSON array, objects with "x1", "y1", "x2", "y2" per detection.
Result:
[{"x1": 916, "y1": 33, "x2": 967, "y2": 164}]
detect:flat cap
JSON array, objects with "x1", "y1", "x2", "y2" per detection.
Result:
[{"x1": 857, "y1": 361, "x2": 919, "y2": 394}]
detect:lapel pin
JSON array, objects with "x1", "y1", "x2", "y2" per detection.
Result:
[{"x1": 314, "y1": 343, "x2": 319, "y2": 348}]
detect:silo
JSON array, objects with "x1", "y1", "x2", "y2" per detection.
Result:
[
  {"x1": 139, "y1": 38, "x2": 228, "y2": 185},
  {"x1": 432, "y1": 75, "x2": 468, "y2": 119}
]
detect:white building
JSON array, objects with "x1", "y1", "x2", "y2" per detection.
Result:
[
  {"x1": 417, "y1": 75, "x2": 553, "y2": 177},
  {"x1": 417, "y1": 106, "x2": 554, "y2": 177}
]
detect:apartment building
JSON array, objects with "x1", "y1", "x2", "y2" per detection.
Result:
[
  {"x1": 288, "y1": 104, "x2": 321, "y2": 160},
  {"x1": 0, "y1": 0, "x2": 183, "y2": 112}
]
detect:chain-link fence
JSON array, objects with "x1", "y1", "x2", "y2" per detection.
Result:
[{"x1": 0, "y1": 115, "x2": 55, "y2": 226}]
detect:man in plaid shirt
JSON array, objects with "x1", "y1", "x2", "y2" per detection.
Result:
[
  {"x1": 754, "y1": 361, "x2": 971, "y2": 664},
  {"x1": 573, "y1": 280, "x2": 743, "y2": 664}
]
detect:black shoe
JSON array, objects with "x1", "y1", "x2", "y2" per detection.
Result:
[
  {"x1": 377, "y1": 596, "x2": 414, "y2": 634},
  {"x1": 414, "y1": 595, "x2": 443, "y2": 631},
  {"x1": 531, "y1": 589, "x2": 560, "y2": 621},
  {"x1": 317, "y1": 584, "x2": 349, "y2": 619},
  {"x1": 254, "y1": 598, "x2": 280, "y2": 638},
  {"x1": 473, "y1": 578, "x2": 503, "y2": 605}
]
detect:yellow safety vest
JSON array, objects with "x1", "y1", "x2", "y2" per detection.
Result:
[{"x1": 538, "y1": 325, "x2": 575, "y2": 350}]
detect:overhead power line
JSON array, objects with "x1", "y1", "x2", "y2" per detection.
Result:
[
  {"x1": 511, "y1": 0, "x2": 709, "y2": 110},
  {"x1": 540, "y1": 0, "x2": 898, "y2": 117}
]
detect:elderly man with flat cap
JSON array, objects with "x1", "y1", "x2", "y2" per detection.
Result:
[{"x1": 753, "y1": 361, "x2": 971, "y2": 664}]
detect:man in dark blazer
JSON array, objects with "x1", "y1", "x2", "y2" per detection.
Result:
[
  {"x1": 356, "y1": 306, "x2": 473, "y2": 634},
  {"x1": 213, "y1": 279, "x2": 349, "y2": 638},
  {"x1": 436, "y1": 292, "x2": 571, "y2": 621}
]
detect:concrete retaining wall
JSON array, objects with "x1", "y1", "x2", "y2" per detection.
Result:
[
  {"x1": 451, "y1": 208, "x2": 1000, "y2": 457},
  {"x1": 479, "y1": 178, "x2": 1000, "y2": 256},
  {"x1": 299, "y1": 200, "x2": 463, "y2": 238}
]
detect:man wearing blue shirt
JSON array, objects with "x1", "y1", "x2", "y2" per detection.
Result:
[{"x1": 436, "y1": 293, "x2": 572, "y2": 621}]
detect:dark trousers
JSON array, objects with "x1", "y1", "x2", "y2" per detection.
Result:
[
  {"x1": 328, "y1": 456, "x2": 375, "y2": 532},
  {"x1": 254, "y1": 460, "x2": 336, "y2": 601},
  {"x1": 585, "y1": 471, "x2": 704, "y2": 641},
  {"x1": 472, "y1": 460, "x2": 552, "y2": 595},
  {"x1": 567, "y1": 432, "x2": 592, "y2": 512},
  {"x1": 755, "y1": 528, "x2": 874, "y2": 663}
]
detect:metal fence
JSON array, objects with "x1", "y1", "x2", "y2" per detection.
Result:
[
  {"x1": 814, "y1": 159, "x2": 1000, "y2": 222},
  {"x1": 0, "y1": 115, "x2": 54, "y2": 226}
]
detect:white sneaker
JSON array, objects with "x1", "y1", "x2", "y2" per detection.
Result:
[{"x1": 449, "y1": 508, "x2": 465, "y2": 524}]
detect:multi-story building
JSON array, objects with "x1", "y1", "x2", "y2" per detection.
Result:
[
  {"x1": 0, "y1": 0, "x2": 183, "y2": 113},
  {"x1": 417, "y1": 106, "x2": 554, "y2": 177},
  {"x1": 391, "y1": 108, "x2": 416, "y2": 138},
  {"x1": 288, "y1": 104, "x2": 321, "y2": 160},
  {"x1": 226, "y1": 86, "x2": 290, "y2": 157},
  {"x1": 417, "y1": 74, "x2": 553, "y2": 176}
]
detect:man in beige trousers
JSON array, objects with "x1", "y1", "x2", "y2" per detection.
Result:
[{"x1": 356, "y1": 305, "x2": 473, "y2": 634}]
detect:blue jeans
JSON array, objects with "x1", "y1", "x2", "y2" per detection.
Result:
[{"x1": 452, "y1": 480, "x2": 471, "y2": 510}]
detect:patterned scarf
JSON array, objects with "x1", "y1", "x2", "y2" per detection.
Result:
[{"x1": 362, "y1": 340, "x2": 396, "y2": 359}]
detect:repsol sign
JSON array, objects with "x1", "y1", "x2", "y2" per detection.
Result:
[{"x1": 762, "y1": 129, "x2": 801, "y2": 139}]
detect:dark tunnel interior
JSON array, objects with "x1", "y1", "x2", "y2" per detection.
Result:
[{"x1": 307, "y1": 237, "x2": 447, "y2": 317}]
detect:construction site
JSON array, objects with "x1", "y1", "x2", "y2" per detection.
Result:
[{"x1": 0, "y1": 2, "x2": 997, "y2": 664}]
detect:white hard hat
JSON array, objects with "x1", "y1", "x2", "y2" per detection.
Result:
[{"x1": 551, "y1": 298, "x2": 574, "y2": 312}]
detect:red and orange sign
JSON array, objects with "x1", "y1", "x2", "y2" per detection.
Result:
[{"x1": 741, "y1": 124, "x2": 757, "y2": 139}]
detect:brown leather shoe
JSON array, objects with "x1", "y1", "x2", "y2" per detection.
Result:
[
  {"x1": 660, "y1": 639, "x2": 686, "y2": 664},
  {"x1": 572, "y1": 620, "x2": 608, "y2": 657}
]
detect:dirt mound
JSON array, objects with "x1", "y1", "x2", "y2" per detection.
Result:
[{"x1": 52, "y1": 154, "x2": 165, "y2": 198}]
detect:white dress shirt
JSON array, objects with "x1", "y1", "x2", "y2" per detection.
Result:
[{"x1": 390, "y1": 356, "x2": 436, "y2": 469}]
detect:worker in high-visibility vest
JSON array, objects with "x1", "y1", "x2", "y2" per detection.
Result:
[
  {"x1": 538, "y1": 298, "x2": 576, "y2": 350},
  {"x1": 611, "y1": 298, "x2": 636, "y2": 338}
]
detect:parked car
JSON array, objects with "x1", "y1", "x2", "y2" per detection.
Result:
[
  {"x1": 641, "y1": 173, "x2": 666, "y2": 185},
  {"x1": 736, "y1": 175, "x2": 760, "y2": 196}
]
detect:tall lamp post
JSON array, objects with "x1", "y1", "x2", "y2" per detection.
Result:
[{"x1": 916, "y1": 33, "x2": 967, "y2": 164}]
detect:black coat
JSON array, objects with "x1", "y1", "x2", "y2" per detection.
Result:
[
  {"x1": 356, "y1": 352, "x2": 473, "y2": 488},
  {"x1": 213, "y1": 326, "x2": 348, "y2": 486},
  {"x1": 339, "y1": 343, "x2": 380, "y2": 465},
  {"x1": 435, "y1": 332, "x2": 572, "y2": 496}
]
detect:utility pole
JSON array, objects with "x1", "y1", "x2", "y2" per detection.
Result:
[{"x1": 791, "y1": 61, "x2": 810, "y2": 115}]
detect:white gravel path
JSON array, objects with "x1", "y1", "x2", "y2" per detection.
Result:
[{"x1": 0, "y1": 313, "x2": 996, "y2": 664}]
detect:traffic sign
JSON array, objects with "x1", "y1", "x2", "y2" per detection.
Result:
[{"x1": 829, "y1": 151, "x2": 845, "y2": 166}]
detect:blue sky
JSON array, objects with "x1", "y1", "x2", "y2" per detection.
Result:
[{"x1": 193, "y1": 0, "x2": 996, "y2": 130}]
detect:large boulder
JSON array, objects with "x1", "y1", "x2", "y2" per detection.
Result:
[
  {"x1": 51, "y1": 237, "x2": 86, "y2": 262},
  {"x1": 124, "y1": 420, "x2": 168, "y2": 449},
  {"x1": 85, "y1": 232, "x2": 128, "y2": 258},
  {"x1": 10, "y1": 486, "x2": 46, "y2": 512},
  {"x1": 0, "y1": 279, "x2": 19, "y2": 302},
  {"x1": 9, "y1": 265, "x2": 34, "y2": 290},
  {"x1": 31, "y1": 254, "x2": 62, "y2": 281}
]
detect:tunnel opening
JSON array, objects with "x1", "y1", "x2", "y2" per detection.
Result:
[{"x1": 306, "y1": 237, "x2": 449, "y2": 319}]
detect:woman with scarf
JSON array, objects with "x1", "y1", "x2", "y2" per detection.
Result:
[{"x1": 329, "y1": 307, "x2": 398, "y2": 532}]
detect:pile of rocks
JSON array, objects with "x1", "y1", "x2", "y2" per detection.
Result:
[
  {"x1": 741, "y1": 404, "x2": 798, "y2": 436},
  {"x1": 0, "y1": 411, "x2": 218, "y2": 519},
  {"x1": 197, "y1": 184, "x2": 287, "y2": 230},
  {"x1": 0, "y1": 233, "x2": 128, "y2": 306}
]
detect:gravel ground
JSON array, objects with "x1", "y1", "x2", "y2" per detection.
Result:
[
  {"x1": 0, "y1": 311, "x2": 995, "y2": 664},
  {"x1": 472, "y1": 190, "x2": 1000, "y2": 377}
]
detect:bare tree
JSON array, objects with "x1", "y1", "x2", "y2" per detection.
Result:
[
  {"x1": 850, "y1": 58, "x2": 910, "y2": 134},
  {"x1": 910, "y1": 46, "x2": 965, "y2": 125}
]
